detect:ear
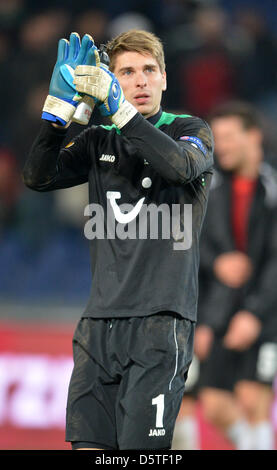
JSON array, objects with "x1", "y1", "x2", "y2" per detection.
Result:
[
  {"x1": 248, "y1": 127, "x2": 263, "y2": 146},
  {"x1": 162, "y1": 71, "x2": 167, "y2": 91}
]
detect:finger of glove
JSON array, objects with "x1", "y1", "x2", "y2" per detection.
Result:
[
  {"x1": 76, "y1": 64, "x2": 114, "y2": 78},
  {"x1": 68, "y1": 32, "x2": 81, "y2": 61},
  {"x1": 86, "y1": 45, "x2": 101, "y2": 67},
  {"x1": 74, "y1": 67, "x2": 111, "y2": 100},
  {"x1": 74, "y1": 69, "x2": 99, "y2": 94},
  {"x1": 75, "y1": 65, "x2": 98, "y2": 76},
  {"x1": 74, "y1": 80, "x2": 97, "y2": 97},
  {"x1": 74, "y1": 75, "x2": 95, "y2": 89},
  {"x1": 57, "y1": 38, "x2": 69, "y2": 62},
  {"x1": 78, "y1": 34, "x2": 95, "y2": 65},
  {"x1": 74, "y1": 76, "x2": 99, "y2": 96},
  {"x1": 74, "y1": 75, "x2": 98, "y2": 86}
]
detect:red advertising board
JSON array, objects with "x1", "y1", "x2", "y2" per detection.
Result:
[
  {"x1": 0, "y1": 321, "x2": 276, "y2": 450},
  {"x1": 0, "y1": 321, "x2": 75, "y2": 450}
]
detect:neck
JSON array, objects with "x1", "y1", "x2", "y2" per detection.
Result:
[{"x1": 145, "y1": 107, "x2": 162, "y2": 125}]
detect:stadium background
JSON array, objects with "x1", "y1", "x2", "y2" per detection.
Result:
[{"x1": 0, "y1": 0, "x2": 277, "y2": 449}]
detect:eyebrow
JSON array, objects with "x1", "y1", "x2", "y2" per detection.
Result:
[{"x1": 118, "y1": 63, "x2": 158, "y2": 73}]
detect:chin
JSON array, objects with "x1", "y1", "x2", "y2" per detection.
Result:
[
  {"x1": 131, "y1": 101, "x2": 152, "y2": 116},
  {"x1": 136, "y1": 105, "x2": 151, "y2": 115},
  {"x1": 217, "y1": 158, "x2": 236, "y2": 172}
]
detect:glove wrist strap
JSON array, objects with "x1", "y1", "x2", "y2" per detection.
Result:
[
  {"x1": 111, "y1": 101, "x2": 138, "y2": 129},
  {"x1": 42, "y1": 95, "x2": 77, "y2": 124}
]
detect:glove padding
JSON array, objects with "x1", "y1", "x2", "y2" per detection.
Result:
[
  {"x1": 42, "y1": 33, "x2": 100, "y2": 126},
  {"x1": 74, "y1": 65, "x2": 137, "y2": 128}
]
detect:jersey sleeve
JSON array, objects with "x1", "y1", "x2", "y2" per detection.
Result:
[
  {"x1": 120, "y1": 113, "x2": 214, "y2": 185},
  {"x1": 23, "y1": 121, "x2": 93, "y2": 191}
]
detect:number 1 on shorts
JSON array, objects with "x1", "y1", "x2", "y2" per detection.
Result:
[{"x1": 152, "y1": 394, "x2": 164, "y2": 428}]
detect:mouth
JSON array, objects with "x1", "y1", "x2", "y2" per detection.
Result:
[{"x1": 133, "y1": 93, "x2": 150, "y2": 104}]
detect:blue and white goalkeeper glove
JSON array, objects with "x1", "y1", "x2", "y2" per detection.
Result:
[
  {"x1": 74, "y1": 65, "x2": 137, "y2": 128},
  {"x1": 42, "y1": 32, "x2": 100, "y2": 126}
]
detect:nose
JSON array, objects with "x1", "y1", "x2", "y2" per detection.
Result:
[{"x1": 135, "y1": 71, "x2": 147, "y2": 88}]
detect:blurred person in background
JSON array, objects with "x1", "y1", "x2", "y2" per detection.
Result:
[
  {"x1": 162, "y1": 4, "x2": 238, "y2": 117},
  {"x1": 12, "y1": 80, "x2": 57, "y2": 249},
  {"x1": 3, "y1": 8, "x2": 72, "y2": 248},
  {"x1": 5, "y1": 7, "x2": 70, "y2": 140},
  {"x1": 180, "y1": 5, "x2": 237, "y2": 117},
  {"x1": 108, "y1": 11, "x2": 154, "y2": 39},
  {"x1": 73, "y1": 8, "x2": 110, "y2": 46},
  {"x1": 230, "y1": 7, "x2": 277, "y2": 114},
  {"x1": 194, "y1": 101, "x2": 277, "y2": 450},
  {"x1": 0, "y1": 30, "x2": 13, "y2": 143},
  {"x1": 0, "y1": 146, "x2": 21, "y2": 237},
  {"x1": 0, "y1": 0, "x2": 25, "y2": 142},
  {"x1": 0, "y1": 0, "x2": 25, "y2": 32},
  {"x1": 171, "y1": 354, "x2": 201, "y2": 450}
]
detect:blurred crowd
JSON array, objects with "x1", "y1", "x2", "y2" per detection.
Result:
[
  {"x1": 1, "y1": 0, "x2": 277, "y2": 303},
  {"x1": 1, "y1": 0, "x2": 277, "y2": 451}
]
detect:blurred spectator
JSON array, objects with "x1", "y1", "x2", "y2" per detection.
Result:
[
  {"x1": 163, "y1": 5, "x2": 238, "y2": 117},
  {"x1": 73, "y1": 8, "x2": 110, "y2": 45},
  {"x1": 194, "y1": 101, "x2": 277, "y2": 450},
  {"x1": 19, "y1": 8, "x2": 69, "y2": 53},
  {"x1": 1, "y1": 0, "x2": 277, "y2": 314},
  {"x1": 70, "y1": 0, "x2": 158, "y2": 20},
  {"x1": 0, "y1": 31, "x2": 11, "y2": 63},
  {"x1": 12, "y1": 81, "x2": 49, "y2": 169},
  {"x1": 4, "y1": 8, "x2": 70, "y2": 135},
  {"x1": 10, "y1": 79, "x2": 62, "y2": 250},
  {"x1": 54, "y1": 183, "x2": 89, "y2": 231},
  {"x1": 221, "y1": 0, "x2": 277, "y2": 37},
  {"x1": 108, "y1": 12, "x2": 154, "y2": 39},
  {"x1": 14, "y1": 186, "x2": 56, "y2": 253},
  {"x1": 0, "y1": 146, "x2": 21, "y2": 235},
  {"x1": 158, "y1": 0, "x2": 221, "y2": 32},
  {"x1": 0, "y1": 31, "x2": 13, "y2": 142},
  {"x1": 0, "y1": 0, "x2": 25, "y2": 33},
  {"x1": 157, "y1": 0, "x2": 193, "y2": 30},
  {"x1": 232, "y1": 8, "x2": 277, "y2": 117}
]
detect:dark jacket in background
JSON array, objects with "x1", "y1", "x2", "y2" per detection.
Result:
[{"x1": 198, "y1": 162, "x2": 277, "y2": 341}]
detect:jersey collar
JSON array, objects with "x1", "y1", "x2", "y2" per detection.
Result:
[{"x1": 146, "y1": 108, "x2": 162, "y2": 126}]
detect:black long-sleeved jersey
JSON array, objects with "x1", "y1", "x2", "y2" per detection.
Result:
[{"x1": 23, "y1": 108, "x2": 214, "y2": 321}]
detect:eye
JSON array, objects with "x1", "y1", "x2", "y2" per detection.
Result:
[{"x1": 145, "y1": 66, "x2": 155, "y2": 73}]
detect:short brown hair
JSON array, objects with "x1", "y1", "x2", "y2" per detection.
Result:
[
  {"x1": 209, "y1": 100, "x2": 262, "y2": 130},
  {"x1": 106, "y1": 29, "x2": 165, "y2": 73}
]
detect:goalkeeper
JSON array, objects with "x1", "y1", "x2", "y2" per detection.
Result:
[{"x1": 23, "y1": 29, "x2": 214, "y2": 450}]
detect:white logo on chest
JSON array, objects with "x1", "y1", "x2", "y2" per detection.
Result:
[
  {"x1": 100, "y1": 154, "x2": 116, "y2": 163},
  {"x1": 107, "y1": 191, "x2": 145, "y2": 223}
]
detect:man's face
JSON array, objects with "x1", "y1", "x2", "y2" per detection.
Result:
[
  {"x1": 211, "y1": 116, "x2": 257, "y2": 171},
  {"x1": 112, "y1": 51, "x2": 167, "y2": 118}
]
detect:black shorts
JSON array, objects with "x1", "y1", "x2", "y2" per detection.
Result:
[
  {"x1": 198, "y1": 335, "x2": 277, "y2": 392},
  {"x1": 65, "y1": 313, "x2": 195, "y2": 450}
]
